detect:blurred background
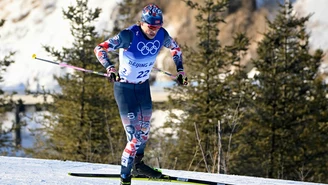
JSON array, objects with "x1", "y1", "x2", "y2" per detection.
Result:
[
  {"x1": 1, "y1": 1, "x2": 328, "y2": 183},
  {"x1": 0, "y1": 0, "x2": 327, "y2": 93}
]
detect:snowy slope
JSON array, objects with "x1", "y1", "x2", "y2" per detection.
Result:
[
  {"x1": 0, "y1": 0, "x2": 120, "y2": 92},
  {"x1": 294, "y1": 0, "x2": 328, "y2": 51},
  {"x1": 0, "y1": 156, "x2": 326, "y2": 185}
]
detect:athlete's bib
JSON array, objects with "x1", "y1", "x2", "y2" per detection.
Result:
[{"x1": 118, "y1": 25, "x2": 164, "y2": 83}]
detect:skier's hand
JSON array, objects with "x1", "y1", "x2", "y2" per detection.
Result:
[
  {"x1": 176, "y1": 71, "x2": 188, "y2": 86},
  {"x1": 106, "y1": 66, "x2": 120, "y2": 82}
]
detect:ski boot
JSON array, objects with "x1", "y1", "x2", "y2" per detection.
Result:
[
  {"x1": 120, "y1": 174, "x2": 131, "y2": 185},
  {"x1": 131, "y1": 154, "x2": 162, "y2": 178}
]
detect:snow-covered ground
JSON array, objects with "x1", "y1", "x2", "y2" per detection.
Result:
[{"x1": 0, "y1": 156, "x2": 326, "y2": 185}]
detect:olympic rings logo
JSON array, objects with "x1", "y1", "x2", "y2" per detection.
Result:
[{"x1": 137, "y1": 40, "x2": 160, "y2": 55}]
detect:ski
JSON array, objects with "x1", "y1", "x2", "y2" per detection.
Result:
[{"x1": 68, "y1": 172, "x2": 224, "y2": 185}]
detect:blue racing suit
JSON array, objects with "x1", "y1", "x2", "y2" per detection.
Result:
[{"x1": 94, "y1": 24, "x2": 183, "y2": 176}]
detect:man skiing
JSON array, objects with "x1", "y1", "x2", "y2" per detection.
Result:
[{"x1": 94, "y1": 3, "x2": 187, "y2": 185}]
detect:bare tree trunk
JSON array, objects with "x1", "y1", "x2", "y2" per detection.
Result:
[
  {"x1": 212, "y1": 151, "x2": 218, "y2": 173},
  {"x1": 156, "y1": 155, "x2": 160, "y2": 168},
  {"x1": 87, "y1": 121, "x2": 92, "y2": 161},
  {"x1": 188, "y1": 148, "x2": 198, "y2": 171},
  {"x1": 222, "y1": 150, "x2": 227, "y2": 173},
  {"x1": 173, "y1": 157, "x2": 178, "y2": 170},
  {"x1": 226, "y1": 129, "x2": 234, "y2": 173},
  {"x1": 14, "y1": 99, "x2": 25, "y2": 148},
  {"x1": 225, "y1": 96, "x2": 242, "y2": 174},
  {"x1": 194, "y1": 122, "x2": 210, "y2": 173},
  {"x1": 106, "y1": 121, "x2": 115, "y2": 163},
  {"x1": 218, "y1": 120, "x2": 222, "y2": 174},
  {"x1": 296, "y1": 164, "x2": 312, "y2": 181}
]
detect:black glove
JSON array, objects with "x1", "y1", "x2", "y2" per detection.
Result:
[
  {"x1": 106, "y1": 67, "x2": 120, "y2": 82},
  {"x1": 176, "y1": 71, "x2": 188, "y2": 86}
]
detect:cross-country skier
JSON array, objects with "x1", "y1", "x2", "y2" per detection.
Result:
[{"x1": 94, "y1": 3, "x2": 188, "y2": 185}]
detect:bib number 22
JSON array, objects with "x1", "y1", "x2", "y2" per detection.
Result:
[{"x1": 137, "y1": 70, "x2": 150, "y2": 79}]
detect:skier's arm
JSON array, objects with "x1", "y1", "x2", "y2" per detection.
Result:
[
  {"x1": 163, "y1": 29, "x2": 184, "y2": 72},
  {"x1": 94, "y1": 30, "x2": 133, "y2": 70}
]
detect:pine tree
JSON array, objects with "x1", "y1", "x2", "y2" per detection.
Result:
[
  {"x1": 112, "y1": 0, "x2": 142, "y2": 33},
  {"x1": 161, "y1": 0, "x2": 251, "y2": 173},
  {"x1": 232, "y1": 2, "x2": 328, "y2": 182},
  {"x1": 0, "y1": 19, "x2": 15, "y2": 154},
  {"x1": 218, "y1": 33, "x2": 250, "y2": 174},
  {"x1": 27, "y1": 0, "x2": 124, "y2": 164}
]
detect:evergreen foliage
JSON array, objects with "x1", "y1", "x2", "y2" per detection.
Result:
[
  {"x1": 112, "y1": 0, "x2": 142, "y2": 34},
  {"x1": 161, "y1": 0, "x2": 250, "y2": 173},
  {"x1": 218, "y1": 33, "x2": 250, "y2": 174},
  {"x1": 0, "y1": 19, "x2": 16, "y2": 155},
  {"x1": 232, "y1": 2, "x2": 328, "y2": 182},
  {"x1": 27, "y1": 0, "x2": 124, "y2": 164}
]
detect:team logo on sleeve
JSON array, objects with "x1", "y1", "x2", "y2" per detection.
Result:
[
  {"x1": 137, "y1": 40, "x2": 160, "y2": 55},
  {"x1": 109, "y1": 35, "x2": 120, "y2": 46}
]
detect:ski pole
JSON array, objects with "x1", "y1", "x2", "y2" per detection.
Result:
[
  {"x1": 152, "y1": 67, "x2": 176, "y2": 79},
  {"x1": 32, "y1": 54, "x2": 177, "y2": 79},
  {"x1": 32, "y1": 54, "x2": 110, "y2": 77}
]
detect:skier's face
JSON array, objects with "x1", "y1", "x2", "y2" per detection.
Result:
[{"x1": 141, "y1": 22, "x2": 161, "y2": 39}]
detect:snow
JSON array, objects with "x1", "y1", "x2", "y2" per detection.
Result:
[
  {"x1": 1, "y1": 110, "x2": 325, "y2": 185},
  {"x1": 0, "y1": 156, "x2": 326, "y2": 185},
  {"x1": 0, "y1": 0, "x2": 121, "y2": 92},
  {"x1": 294, "y1": 0, "x2": 328, "y2": 51}
]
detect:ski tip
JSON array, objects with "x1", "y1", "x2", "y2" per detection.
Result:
[{"x1": 32, "y1": 54, "x2": 36, "y2": 59}]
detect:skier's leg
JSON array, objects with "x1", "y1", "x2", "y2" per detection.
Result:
[
  {"x1": 131, "y1": 80, "x2": 161, "y2": 178},
  {"x1": 114, "y1": 82, "x2": 141, "y2": 176},
  {"x1": 135, "y1": 80, "x2": 152, "y2": 156}
]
